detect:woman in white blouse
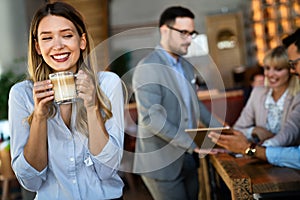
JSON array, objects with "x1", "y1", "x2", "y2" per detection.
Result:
[{"x1": 234, "y1": 46, "x2": 300, "y2": 147}]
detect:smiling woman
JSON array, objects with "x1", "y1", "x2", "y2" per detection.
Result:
[
  {"x1": 9, "y1": 2, "x2": 124, "y2": 200},
  {"x1": 234, "y1": 46, "x2": 300, "y2": 147}
]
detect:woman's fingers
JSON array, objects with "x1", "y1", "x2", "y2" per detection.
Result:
[
  {"x1": 75, "y1": 70, "x2": 96, "y2": 107},
  {"x1": 33, "y1": 80, "x2": 53, "y2": 100},
  {"x1": 33, "y1": 80, "x2": 54, "y2": 117},
  {"x1": 76, "y1": 70, "x2": 93, "y2": 93},
  {"x1": 34, "y1": 80, "x2": 52, "y2": 91},
  {"x1": 35, "y1": 89, "x2": 54, "y2": 99}
]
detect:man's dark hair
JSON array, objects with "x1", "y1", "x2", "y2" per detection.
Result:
[
  {"x1": 282, "y1": 28, "x2": 300, "y2": 52},
  {"x1": 159, "y1": 6, "x2": 194, "y2": 27}
]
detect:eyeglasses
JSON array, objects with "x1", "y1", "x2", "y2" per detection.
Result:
[
  {"x1": 167, "y1": 25, "x2": 198, "y2": 39},
  {"x1": 288, "y1": 58, "x2": 300, "y2": 70}
]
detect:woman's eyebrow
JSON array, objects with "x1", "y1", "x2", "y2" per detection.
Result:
[{"x1": 39, "y1": 28, "x2": 73, "y2": 35}]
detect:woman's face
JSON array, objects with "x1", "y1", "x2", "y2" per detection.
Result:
[
  {"x1": 35, "y1": 15, "x2": 86, "y2": 73},
  {"x1": 264, "y1": 65, "x2": 289, "y2": 90}
]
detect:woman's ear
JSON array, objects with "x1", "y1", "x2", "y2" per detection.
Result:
[
  {"x1": 80, "y1": 33, "x2": 87, "y2": 50},
  {"x1": 35, "y1": 39, "x2": 42, "y2": 55}
]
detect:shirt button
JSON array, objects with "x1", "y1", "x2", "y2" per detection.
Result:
[
  {"x1": 70, "y1": 157, "x2": 74, "y2": 162},
  {"x1": 73, "y1": 180, "x2": 77, "y2": 184}
]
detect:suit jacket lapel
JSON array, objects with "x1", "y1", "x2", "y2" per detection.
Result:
[{"x1": 282, "y1": 93, "x2": 293, "y2": 122}]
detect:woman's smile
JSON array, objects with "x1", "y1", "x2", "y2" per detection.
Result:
[{"x1": 51, "y1": 53, "x2": 70, "y2": 62}]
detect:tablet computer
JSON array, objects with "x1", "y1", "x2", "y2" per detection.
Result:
[
  {"x1": 185, "y1": 126, "x2": 231, "y2": 133},
  {"x1": 185, "y1": 126, "x2": 232, "y2": 148}
]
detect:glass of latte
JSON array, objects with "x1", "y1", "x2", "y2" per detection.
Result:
[{"x1": 49, "y1": 71, "x2": 77, "y2": 104}]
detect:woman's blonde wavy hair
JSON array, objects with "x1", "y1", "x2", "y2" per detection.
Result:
[
  {"x1": 263, "y1": 45, "x2": 300, "y2": 96},
  {"x1": 27, "y1": 2, "x2": 112, "y2": 136}
]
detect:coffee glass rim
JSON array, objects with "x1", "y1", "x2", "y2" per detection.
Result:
[{"x1": 49, "y1": 71, "x2": 75, "y2": 78}]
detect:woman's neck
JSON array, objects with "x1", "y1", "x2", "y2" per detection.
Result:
[{"x1": 272, "y1": 85, "x2": 288, "y2": 102}]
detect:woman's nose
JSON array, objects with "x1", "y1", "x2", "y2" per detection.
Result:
[
  {"x1": 53, "y1": 38, "x2": 64, "y2": 50},
  {"x1": 266, "y1": 69, "x2": 275, "y2": 76}
]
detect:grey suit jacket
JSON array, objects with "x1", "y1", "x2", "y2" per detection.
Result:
[
  {"x1": 234, "y1": 86, "x2": 300, "y2": 146},
  {"x1": 132, "y1": 46, "x2": 221, "y2": 180}
]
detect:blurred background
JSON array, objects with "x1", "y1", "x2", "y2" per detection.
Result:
[{"x1": 1, "y1": 0, "x2": 299, "y2": 88}]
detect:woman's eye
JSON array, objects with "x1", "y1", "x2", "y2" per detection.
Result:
[
  {"x1": 41, "y1": 37, "x2": 52, "y2": 41},
  {"x1": 64, "y1": 34, "x2": 73, "y2": 38}
]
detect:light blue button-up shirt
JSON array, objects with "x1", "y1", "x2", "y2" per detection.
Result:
[
  {"x1": 9, "y1": 71, "x2": 124, "y2": 199},
  {"x1": 266, "y1": 146, "x2": 300, "y2": 169},
  {"x1": 161, "y1": 49, "x2": 194, "y2": 128}
]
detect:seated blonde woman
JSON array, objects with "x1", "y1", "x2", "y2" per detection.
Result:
[{"x1": 233, "y1": 46, "x2": 300, "y2": 147}]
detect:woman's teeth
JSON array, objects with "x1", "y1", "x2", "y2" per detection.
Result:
[{"x1": 53, "y1": 53, "x2": 68, "y2": 60}]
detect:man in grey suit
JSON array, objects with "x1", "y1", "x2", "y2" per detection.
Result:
[{"x1": 132, "y1": 6, "x2": 222, "y2": 200}]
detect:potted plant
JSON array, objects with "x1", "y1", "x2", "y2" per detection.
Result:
[{"x1": 0, "y1": 70, "x2": 25, "y2": 120}]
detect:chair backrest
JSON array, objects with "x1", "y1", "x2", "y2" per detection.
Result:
[{"x1": 0, "y1": 147, "x2": 15, "y2": 180}]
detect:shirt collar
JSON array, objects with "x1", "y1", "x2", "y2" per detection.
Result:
[
  {"x1": 265, "y1": 89, "x2": 288, "y2": 110},
  {"x1": 158, "y1": 45, "x2": 181, "y2": 67}
]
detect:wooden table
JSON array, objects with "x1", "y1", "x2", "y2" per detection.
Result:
[{"x1": 208, "y1": 153, "x2": 300, "y2": 200}]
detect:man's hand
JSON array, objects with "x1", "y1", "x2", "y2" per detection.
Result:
[{"x1": 208, "y1": 130, "x2": 250, "y2": 154}]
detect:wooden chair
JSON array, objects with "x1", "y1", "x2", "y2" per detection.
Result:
[{"x1": 0, "y1": 146, "x2": 17, "y2": 200}]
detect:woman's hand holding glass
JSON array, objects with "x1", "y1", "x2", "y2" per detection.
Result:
[
  {"x1": 33, "y1": 80, "x2": 54, "y2": 119},
  {"x1": 75, "y1": 70, "x2": 97, "y2": 108}
]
